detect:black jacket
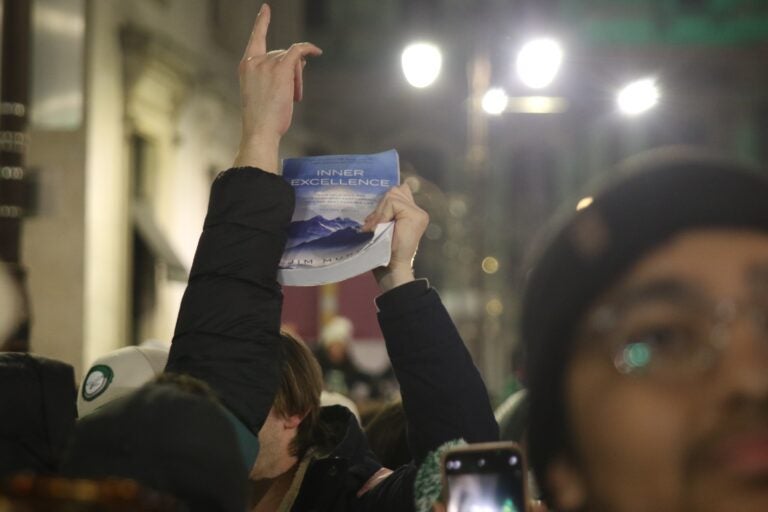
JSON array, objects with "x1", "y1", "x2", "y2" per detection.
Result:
[
  {"x1": 167, "y1": 167, "x2": 498, "y2": 510},
  {"x1": 166, "y1": 168, "x2": 292, "y2": 435}
]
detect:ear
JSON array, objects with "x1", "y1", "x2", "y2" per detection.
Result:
[
  {"x1": 282, "y1": 413, "x2": 303, "y2": 430},
  {"x1": 547, "y1": 458, "x2": 587, "y2": 511}
]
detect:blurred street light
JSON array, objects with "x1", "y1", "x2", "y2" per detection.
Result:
[
  {"x1": 481, "y1": 256, "x2": 499, "y2": 274},
  {"x1": 617, "y1": 78, "x2": 660, "y2": 116},
  {"x1": 481, "y1": 87, "x2": 509, "y2": 115},
  {"x1": 507, "y1": 95, "x2": 568, "y2": 114},
  {"x1": 576, "y1": 196, "x2": 594, "y2": 210},
  {"x1": 516, "y1": 38, "x2": 563, "y2": 89},
  {"x1": 401, "y1": 42, "x2": 442, "y2": 88}
]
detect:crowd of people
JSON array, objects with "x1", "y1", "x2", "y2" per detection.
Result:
[{"x1": 3, "y1": 4, "x2": 768, "y2": 511}]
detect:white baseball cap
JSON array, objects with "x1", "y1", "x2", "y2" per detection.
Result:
[{"x1": 77, "y1": 345, "x2": 169, "y2": 417}]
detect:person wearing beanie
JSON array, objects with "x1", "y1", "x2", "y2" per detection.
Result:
[
  {"x1": 61, "y1": 375, "x2": 248, "y2": 512},
  {"x1": 522, "y1": 147, "x2": 768, "y2": 512},
  {"x1": 0, "y1": 353, "x2": 77, "y2": 477},
  {"x1": 315, "y1": 316, "x2": 376, "y2": 402}
]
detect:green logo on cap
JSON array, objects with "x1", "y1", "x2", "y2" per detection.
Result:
[{"x1": 82, "y1": 364, "x2": 114, "y2": 401}]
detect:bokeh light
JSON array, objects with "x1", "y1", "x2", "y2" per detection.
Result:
[
  {"x1": 486, "y1": 298, "x2": 504, "y2": 316},
  {"x1": 576, "y1": 196, "x2": 593, "y2": 210},
  {"x1": 516, "y1": 38, "x2": 563, "y2": 89},
  {"x1": 481, "y1": 88, "x2": 509, "y2": 115},
  {"x1": 481, "y1": 256, "x2": 499, "y2": 274},
  {"x1": 617, "y1": 78, "x2": 660, "y2": 116},
  {"x1": 401, "y1": 42, "x2": 443, "y2": 88}
]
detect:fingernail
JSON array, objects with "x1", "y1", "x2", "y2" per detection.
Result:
[{"x1": 258, "y1": 3, "x2": 266, "y2": 15}]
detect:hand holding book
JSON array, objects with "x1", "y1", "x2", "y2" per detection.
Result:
[
  {"x1": 364, "y1": 184, "x2": 430, "y2": 293},
  {"x1": 278, "y1": 151, "x2": 401, "y2": 286}
]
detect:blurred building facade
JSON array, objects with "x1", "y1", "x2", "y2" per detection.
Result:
[{"x1": 12, "y1": 0, "x2": 303, "y2": 375}]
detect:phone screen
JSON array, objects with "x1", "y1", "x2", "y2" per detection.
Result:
[{"x1": 444, "y1": 446, "x2": 526, "y2": 512}]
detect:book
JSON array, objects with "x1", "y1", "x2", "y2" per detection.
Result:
[{"x1": 278, "y1": 149, "x2": 400, "y2": 287}]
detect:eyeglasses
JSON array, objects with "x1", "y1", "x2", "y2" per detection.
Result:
[{"x1": 582, "y1": 288, "x2": 768, "y2": 380}]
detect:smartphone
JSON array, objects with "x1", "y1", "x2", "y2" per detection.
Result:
[{"x1": 442, "y1": 442, "x2": 528, "y2": 512}]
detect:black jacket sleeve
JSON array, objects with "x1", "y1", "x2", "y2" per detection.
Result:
[
  {"x1": 376, "y1": 279, "x2": 499, "y2": 464},
  {"x1": 165, "y1": 167, "x2": 294, "y2": 435}
]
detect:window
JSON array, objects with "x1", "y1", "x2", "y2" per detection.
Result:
[{"x1": 129, "y1": 134, "x2": 157, "y2": 345}]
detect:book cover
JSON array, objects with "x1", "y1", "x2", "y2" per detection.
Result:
[{"x1": 278, "y1": 149, "x2": 400, "y2": 286}]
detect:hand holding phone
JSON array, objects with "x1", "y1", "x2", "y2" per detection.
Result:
[{"x1": 442, "y1": 442, "x2": 529, "y2": 512}]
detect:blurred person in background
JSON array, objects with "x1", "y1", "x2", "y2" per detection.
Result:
[
  {"x1": 494, "y1": 343, "x2": 529, "y2": 444},
  {"x1": 523, "y1": 148, "x2": 768, "y2": 512},
  {"x1": 363, "y1": 399, "x2": 411, "y2": 469},
  {"x1": 0, "y1": 352, "x2": 76, "y2": 478},
  {"x1": 0, "y1": 264, "x2": 26, "y2": 352},
  {"x1": 1, "y1": 258, "x2": 76, "y2": 478},
  {"x1": 163, "y1": 4, "x2": 497, "y2": 511},
  {"x1": 315, "y1": 316, "x2": 376, "y2": 402},
  {"x1": 0, "y1": 473, "x2": 183, "y2": 512}
]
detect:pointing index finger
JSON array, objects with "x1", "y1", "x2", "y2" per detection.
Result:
[{"x1": 243, "y1": 3, "x2": 270, "y2": 60}]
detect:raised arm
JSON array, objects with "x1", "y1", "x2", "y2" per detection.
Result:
[
  {"x1": 367, "y1": 186, "x2": 499, "y2": 464},
  {"x1": 233, "y1": 4, "x2": 321, "y2": 171},
  {"x1": 165, "y1": 4, "x2": 322, "y2": 436}
]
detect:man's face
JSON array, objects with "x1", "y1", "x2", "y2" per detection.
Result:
[{"x1": 555, "y1": 229, "x2": 768, "y2": 512}]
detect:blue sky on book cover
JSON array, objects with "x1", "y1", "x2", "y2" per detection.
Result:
[{"x1": 280, "y1": 150, "x2": 399, "y2": 268}]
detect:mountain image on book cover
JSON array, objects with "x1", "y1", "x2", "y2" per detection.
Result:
[
  {"x1": 278, "y1": 149, "x2": 399, "y2": 286},
  {"x1": 283, "y1": 216, "x2": 374, "y2": 264},
  {"x1": 285, "y1": 216, "x2": 370, "y2": 249}
]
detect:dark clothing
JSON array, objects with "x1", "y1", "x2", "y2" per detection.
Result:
[
  {"x1": 60, "y1": 381, "x2": 247, "y2": 512},
  {"x1": 376, "y1": 279, "x2": 499, "y2": 464},
  {"x1": 294, "y1": 405, "x2": 412, "y2": 511},
  {"x1": 315, "y1": 348, "x2": 377, "y2": 401},
  {"x1": 0, "y1": 353, "x2": 76, "y2": 476},
  {"x1": 166, "y1": 168, "x2": 293, "y2": 435},
  {"x1": 166, "y1": 167, "x2": 498, "y2": 510}
]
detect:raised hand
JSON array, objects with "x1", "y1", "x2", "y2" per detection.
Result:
[
  {"x1": 233, "y1": 4, "x2": 323, "y2": 171},
  {"x1": 362, "y1": 184, "x2": 430, "y2": 292}
]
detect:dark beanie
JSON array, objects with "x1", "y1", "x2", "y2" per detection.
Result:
[
  {"x1": 521, "y1": 147, "x2": 768, "y2": 495},
  {"x1": 60, "y1": 378, "x2": 247, "y2": 512},
  {"x1": 0, "y1": 353, "x2": 76, "y2": 476}
]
